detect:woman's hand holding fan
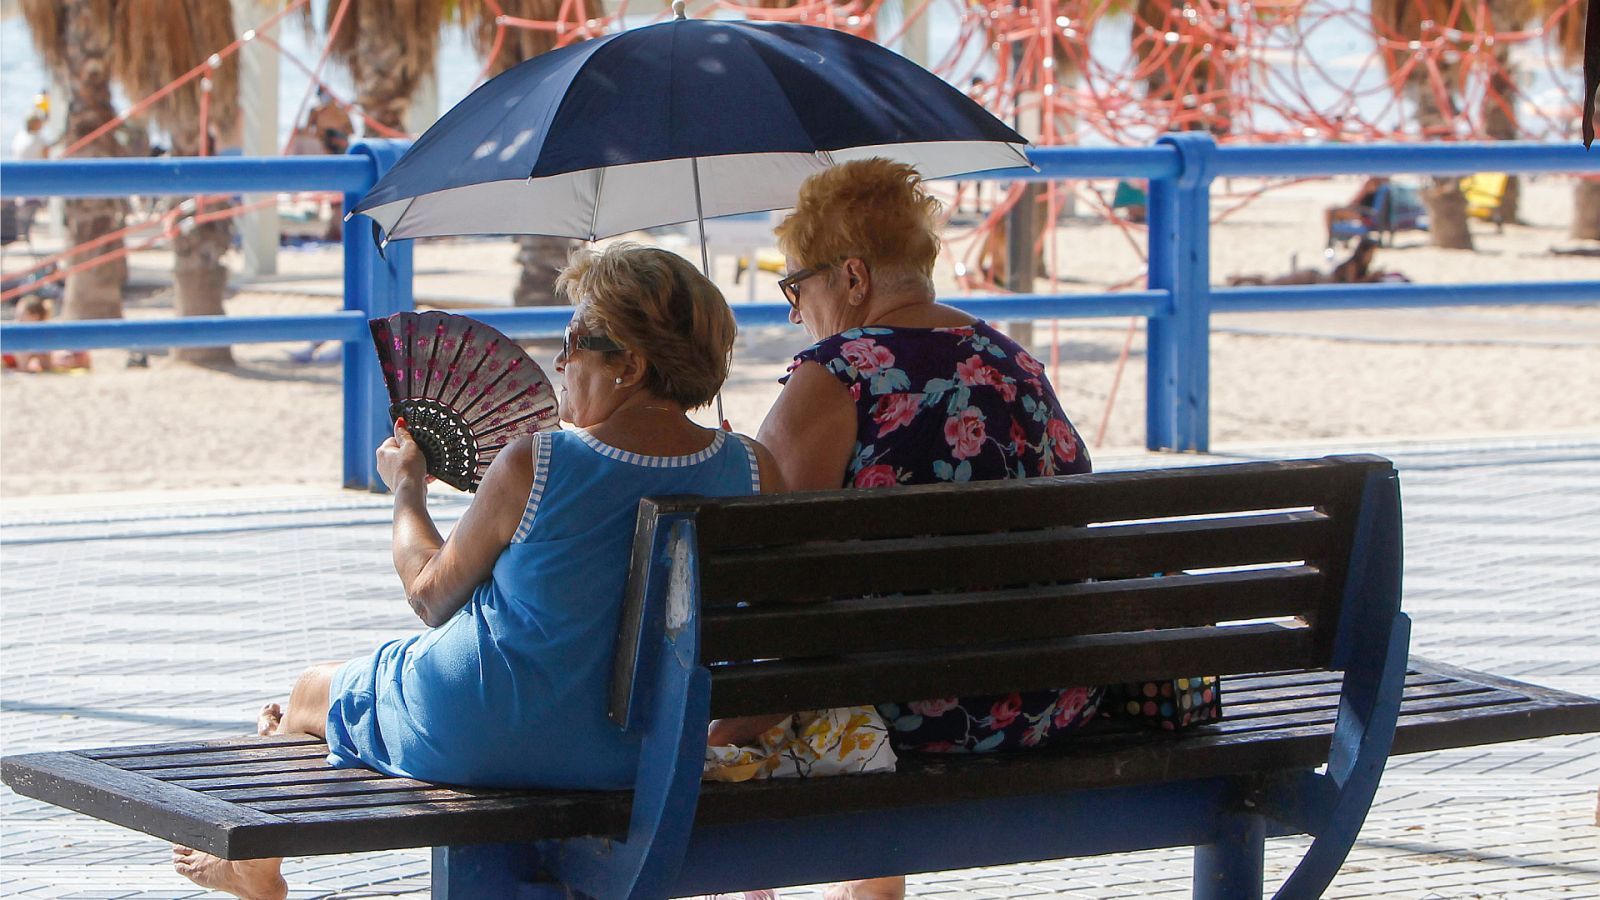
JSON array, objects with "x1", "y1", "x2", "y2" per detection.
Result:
[{"x1": 369, "y1": 311, "x2": 562, "y2": 492}]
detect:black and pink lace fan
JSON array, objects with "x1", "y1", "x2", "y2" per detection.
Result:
[{"x1": 369, "y1": 311, "x2": 561, "y2": 492}]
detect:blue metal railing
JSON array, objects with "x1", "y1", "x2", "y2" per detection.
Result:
[{"x1": 3, "y1": 137, "x2": 1597, "y2": 489}]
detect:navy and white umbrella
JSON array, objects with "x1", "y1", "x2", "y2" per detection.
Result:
[{"x1": 350, "y1": 6, "x2": 1030, "y2": 253}]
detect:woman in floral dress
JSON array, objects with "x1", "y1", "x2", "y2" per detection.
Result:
[{"x1": 740, "y1": 158, "x2": 1099, "y2": 900}]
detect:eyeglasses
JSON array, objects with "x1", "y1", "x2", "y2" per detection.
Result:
[
  {"x1": 778, "y1": 263, "x2": 834, "y2": 309},
  {"x1": 562, "y1": 325, "x2": 624, "y2": 359}
]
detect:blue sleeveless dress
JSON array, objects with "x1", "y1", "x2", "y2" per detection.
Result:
[{"x1": 325, "y1": 428, "x2": 762, "y2": 789}]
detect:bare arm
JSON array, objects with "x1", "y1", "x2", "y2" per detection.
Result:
[
  {"x1": 756, "y1": 361, "x2": 857, "y2": 492},
  {"x1": 706, "y1": 385, "x2": 851, "y2": 747},
  {"x1": 380, "y1": 427, "x2": 534, "y2": 627}
]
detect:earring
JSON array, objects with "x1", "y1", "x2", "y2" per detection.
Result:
[{"x1": 614, "y1": 377, "x2": 623, "y2": 385}]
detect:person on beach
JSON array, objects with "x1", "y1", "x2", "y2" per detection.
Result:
[
  {"x1": 710, "y1": 159, "x2": 1099, "y2": 900},
  {"x1": 3, "y1": 295, "x2": 89, "y2": 373},
  {"x1": 1323, "y1": 175, "x2": 1386, "y2": 240},
  {"x1": 172, "y1": 243, "x2": 782, "y2": 900}
]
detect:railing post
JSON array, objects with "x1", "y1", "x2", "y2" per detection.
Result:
[
  {"x1": 1145, "y1": 133, "x2": 1215, "y2": 452},
  {"x1": 342, "y1": 140, "x2": 414, "y2": 492}
]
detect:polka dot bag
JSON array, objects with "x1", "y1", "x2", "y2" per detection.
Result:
[{"x1": 1103, "y1": 676, "x2": 1222, "y2": 731}]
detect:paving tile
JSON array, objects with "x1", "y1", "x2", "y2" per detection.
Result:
[{"x1": 3, "y1": 437, "x2": 1599, "y2": 898}]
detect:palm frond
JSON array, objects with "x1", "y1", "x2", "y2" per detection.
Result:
[
  {"x1": 109, "y1": 0, "x2": 241, "y2": 147},
  {"x1": 459, "y1": 0, "x2": 604, "y2": 77},
  {"x1": 19, "y1": 0, "x2": 70, "y2": 77}
]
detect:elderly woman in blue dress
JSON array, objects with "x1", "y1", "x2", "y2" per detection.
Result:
[{"x1": 173, "y1": 243, "x2": 781, "y2": 900}]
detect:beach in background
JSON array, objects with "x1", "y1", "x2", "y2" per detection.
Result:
[{"x1": 3, "y1": 176, "x2": 1596, "y2": 498}]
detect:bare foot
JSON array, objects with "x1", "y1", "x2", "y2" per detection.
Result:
[
  {"x1": 256, "y1": 703, "x2": 283, "y2": 736},
  {"x1": 172, "y1": 846, "x2": 287, "y2": 900}
]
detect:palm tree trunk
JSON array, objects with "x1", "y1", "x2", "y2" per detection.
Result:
[
  {"x1": 59, "y1": 0, "x2": 127, "y2": 322},
  {"x1": 1408, "y1": 58, "x2": 1473, "y2": 250},
  {"x1": 168, "y1": 217, "x2": 235, "y2": 366},
  {"x1": 1572, "y1": 180, "x2": 1600, "y2": 241},
  {"x1": 1481, "y1": 12, "x2": 1518, "y2": 223},
  {"x1": 513, "y1": 235, "x2": 575, "y2": 306},
  {"x1": 167, "y1": 133, "x2": 234, "y2": 367},
  {"x1": 62, "y1": 199, "x2": 126, "y2": 320}
]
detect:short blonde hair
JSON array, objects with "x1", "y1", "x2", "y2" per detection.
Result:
[
  {"x1": 773, "y1": 158, "x2": 942, "y2": 287},
  {"x1": 556, "y1": 243, "x2": 736, "y2": 409}
]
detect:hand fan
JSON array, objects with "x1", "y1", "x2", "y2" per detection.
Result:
[{"x1": 369, "y1": 311, "x2": 561, "y2": 492}]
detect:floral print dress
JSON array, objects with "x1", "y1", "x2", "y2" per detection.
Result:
[{"x1": 782, "y1": 321, "x2": 1103, "y2": 753}]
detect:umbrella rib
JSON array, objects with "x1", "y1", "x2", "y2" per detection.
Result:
[
  {"x1": 588, "y1": 167, "x2": 606, "y2": 242},
  {"x1": 386, "y1": 197, "x2": 421, "y2": 241}
]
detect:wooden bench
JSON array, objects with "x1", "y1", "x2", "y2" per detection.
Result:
[{"x1": 5, "y1": 456, "x2": 1599, "y2": 899}]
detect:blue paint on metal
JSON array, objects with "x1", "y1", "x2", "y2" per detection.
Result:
[
  {"x1": 960, "y1": 145, "x2": 1183, "y2": 181},
  {"x1": 431, "y1": 843, "x2": 547, "y2": 899},
  {"x1": 1193, "y1": 812, "x2": 1267, "y2": 900},
  {"x1": 541, "y1": 517, "x2": 710, "y2": 898},
  {"x1": 1270, "y1": 467, "x2": 1409, "y2": 900},
  {"x1": 466, "y1": 291, "x2": 1173, "y2": 337},
  {"x1": 1214, "y1": 281, "x2": 1600, "y2": 312},
  {"x1": 2, "y1": 140, "x2": 1596, "y2": 476},
  {"x1": 1147, "y1": 133, "x2": 1216, "y2": 452},
  {"x1": 1211, "y1": 141, "x2": 1600, "y2": 178},
  {"x1": 0, "y1": 312, "x2": 370, "y2": 352},
  {"x1": 1144, "y1": 152, "x2": 1179, "y2": 450},
  {"x1": 343, "y1": 141, "x2": 414, "y2": 491},
  {"x1": 672, "y1": 778, "x2": 1239, "y2": 894},
  {"x1": 0, "y1": 155, "x2": 375, "y2": 198}
]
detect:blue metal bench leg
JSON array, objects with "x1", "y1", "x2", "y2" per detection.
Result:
[
  {"x1": 1193, "y1": 812, "x2": 1265, "y2": 900},
  {"x1": 433, "y1": 844, "x2": 571, "y2": 900}
]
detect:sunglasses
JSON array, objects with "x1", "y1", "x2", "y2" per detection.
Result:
[
  {"x1": 562, "y1": 325, "x2": 624, "y2": 358},
  {"x1": 778, "y1": 263, "x2": 835, "y2": 308}
]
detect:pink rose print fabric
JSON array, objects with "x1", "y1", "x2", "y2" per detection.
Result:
[{"x1": 782, "y1": 321, "x2": 1100, "y2": 753}]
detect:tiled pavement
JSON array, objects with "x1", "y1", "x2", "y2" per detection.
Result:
[{"x1": 2, "y1": 437, "x2": 1597, "y2": 898}]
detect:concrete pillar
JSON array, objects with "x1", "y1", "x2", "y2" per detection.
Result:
[
  {"x1": 45, "y1": 82, "x2": 69, "y2": 240},
  {"x1": 235, "y1": 0, "x2": 279, "y2": 276},
  {"x1": 894, "y1": 0, "x2": 929, "y2": 67},
  {"x1": 405, "y1": 71, "x2": 439, "y2": 135}
]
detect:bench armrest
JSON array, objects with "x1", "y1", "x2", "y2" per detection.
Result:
[
  {"x1": 542, "y1": 515, "x2": 710, "y2": 899},
  {"x1": 1267, "y1": 468, "x2": 1408, "y2": 899}
]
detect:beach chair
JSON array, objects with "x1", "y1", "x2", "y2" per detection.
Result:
[
  {"x1": 1328, "y1": 182, "x2": 1428, "y2": 248},
  {"x1": 1111, "y1": 179, "x2": 1147, "y2": 223},
  {"x1": 1460, "y1": 172, "x2": 1508, "y2": 232}
]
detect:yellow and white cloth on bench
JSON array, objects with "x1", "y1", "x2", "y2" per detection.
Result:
[{"x1": 703, "y1": 707, "x2": 898, "y2": 782}]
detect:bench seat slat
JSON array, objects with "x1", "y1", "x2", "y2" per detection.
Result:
[
  {"x1": 150, "y1": 755, "x2": 343, "y2": 781},
  {"x1": 703, "y1": 568, "x2": 1324, "y2": 662},
  {"x1": 183, "y1": 767, "x2": 422, "y2": 791},
  {"x1": 1218, "y1": 678, "x2": 1490, "y2": 723},
  {"x1": 0, "y1": 750, "x2": 284, "y2": 858},
  {"x1": 122, "y1": 746, "x2": 329, "y2": 771},
  {"x1": 251, "y1": 787, "x2": 526, "y2": 814},
  {"x1": 683, "y1": 458, "x2": 1384, "y2": 549},
  {"x1": 701, "y1": 512, "x2": 1333, "y2": 604},
  {"x1": 1220, "y1": 671, "x2": 1451, "y2": 707},
  {"x1": 82, "y1": 735, "x2": 324, "y2": 762},
  {"x1": 708, "y1": 623, "x2": 1316, "y2": 719},
  {"x1": 207, "y1": 776, "x2": 466, "y2": 803},
  {"x1": 5, "y1": 658, "x2": 1594, "y2": 861}
]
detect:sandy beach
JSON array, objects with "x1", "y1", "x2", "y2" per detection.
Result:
[{"x1": 3, "y1": 176, "x2": 1598, "y2": 499}]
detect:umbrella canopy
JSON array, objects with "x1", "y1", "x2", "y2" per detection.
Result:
[{"x1": 350, "y1": 15, "x2": 1029, "y2": 243}]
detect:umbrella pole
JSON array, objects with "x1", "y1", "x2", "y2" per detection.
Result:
[{"x1": 692, "y1": 156, "x2": 730, "y2": 430}]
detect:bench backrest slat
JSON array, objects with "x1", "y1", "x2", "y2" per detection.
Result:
[
  {"x1": 611, "y1": 456, "x2": 1390, "y2": 726},
  {"x1": 701, "y1": 565, "x2": 1325, "y2": 661}
]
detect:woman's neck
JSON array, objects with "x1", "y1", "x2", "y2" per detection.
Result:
[
  {"x1": 584, "y1": 395, "x2": 716, "y2": 456},
  {"x1": 861, "y1": 292, "x2": 974, "y2": 329}
]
